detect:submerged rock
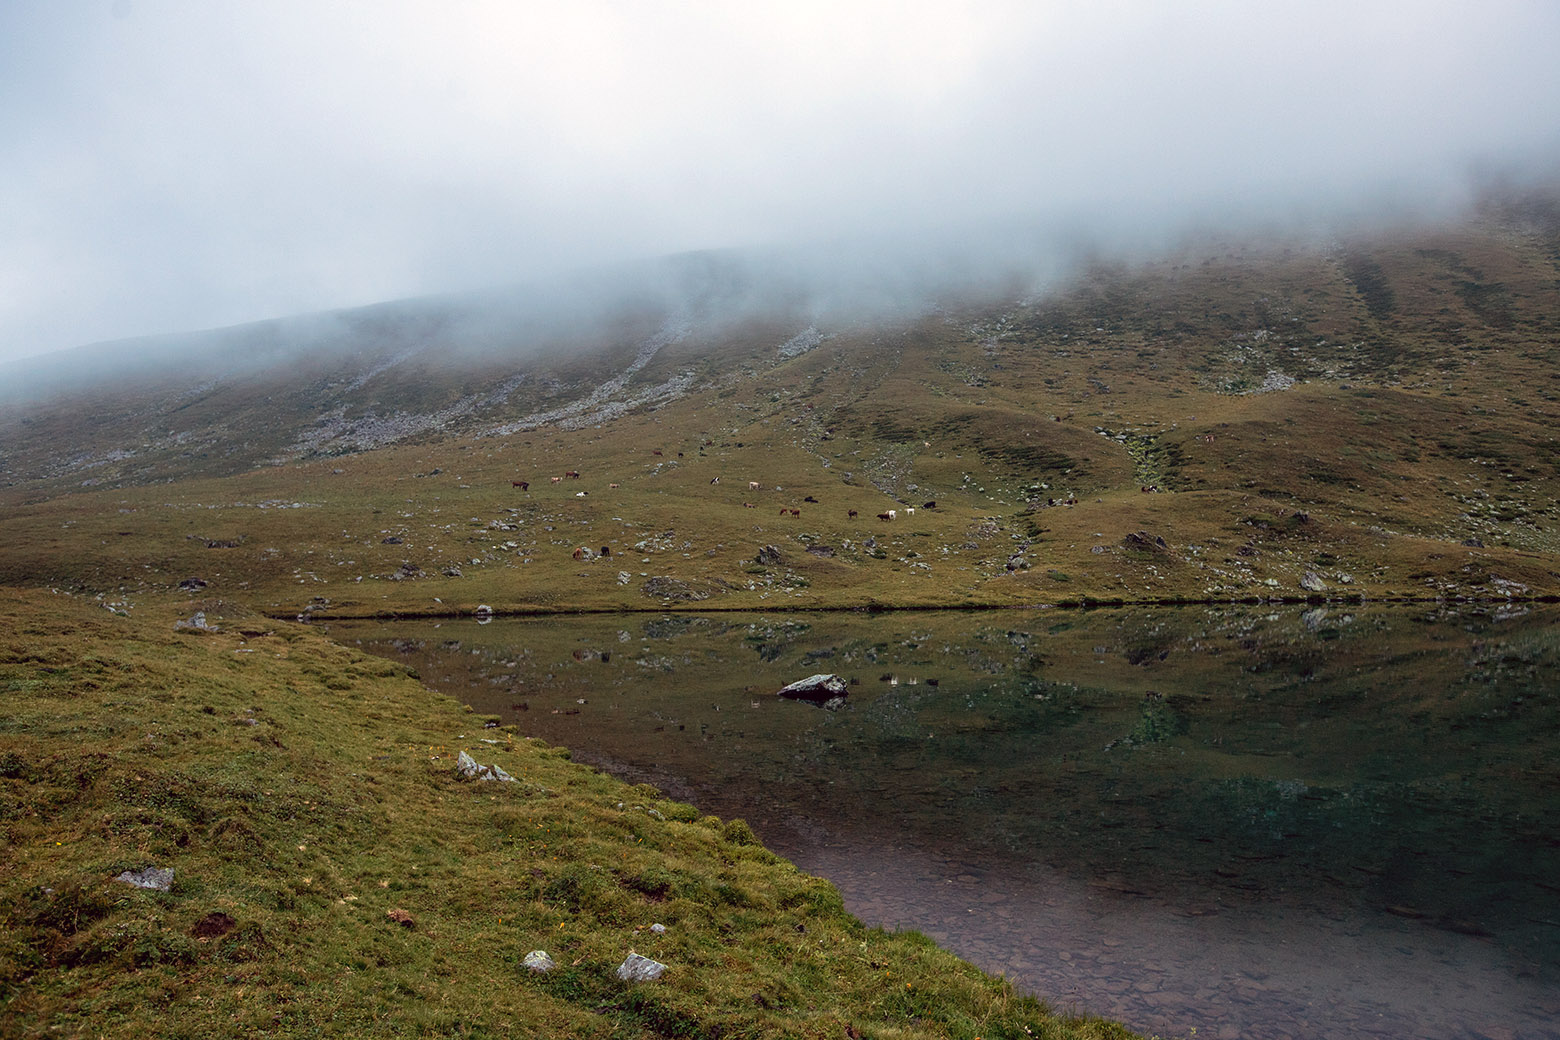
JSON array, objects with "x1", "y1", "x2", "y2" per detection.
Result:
[
  {"x1": 616, "y1": 952, "x2": 667, "y2": 982},
  {"x1": 777, "y1": 673, "x2": 849, "y2": 710},
  {"x1": 456, "y1": 750, "x2": 515, "y2": 782}
]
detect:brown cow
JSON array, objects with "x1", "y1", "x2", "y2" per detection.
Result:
[
  {"x1": 565, "y1": 470, "x2": 580, "y2": 479},
  {"x1": 512, "y1": 480, "x2": 529, "y2": 490},
  {"x1": 571, "y1": 546, "x2": 586, "y2": 560},
  {"x1": 551, "y1": 476, "x2": 562, "y2": 484},
  {"x1": 877, "y1": 512, "x2": 893, "y2": 521},
  {"x1": 848, "y1": 509, "x2": 858, "y2": 518}
]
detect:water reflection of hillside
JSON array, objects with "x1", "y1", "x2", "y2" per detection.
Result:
[{"x1": 331, "y1": 604, "x2": 1560, "y2": 1036}]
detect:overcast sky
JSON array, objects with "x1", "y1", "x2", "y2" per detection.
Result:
[{"x1": 3, "y1": 1, "x2": 1558, "y2": 364}]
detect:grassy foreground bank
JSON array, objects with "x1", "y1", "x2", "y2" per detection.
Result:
[{"x1": 0, "y1": 588, "x2": 1138, "y2": 1040}]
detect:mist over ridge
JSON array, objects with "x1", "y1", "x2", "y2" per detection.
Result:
[
  {"x1": 5, "y1": 169, "x2": 1542, "y2": 406},
  {"x1": 5, "y1": 2, "x2": 1559, "y2": 367}
]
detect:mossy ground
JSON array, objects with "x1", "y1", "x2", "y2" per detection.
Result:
[{"x1": 0, "y1": 588, "x2": 1137, "y2": 1039}]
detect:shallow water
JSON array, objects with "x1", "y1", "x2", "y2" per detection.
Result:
[{"x1": 331, "y1": 604, "x2": 1560, "y2": 1039}]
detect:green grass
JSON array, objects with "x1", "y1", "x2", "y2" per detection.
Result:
[{"x1": 0, "y1": 588, "x2": 1136, "y2": 1039}]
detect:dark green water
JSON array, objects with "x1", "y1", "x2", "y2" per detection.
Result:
[{"x1": 331, "y1": 603, "x2": 1560, "y2": 1039}]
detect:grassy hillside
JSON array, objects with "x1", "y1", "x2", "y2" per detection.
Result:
[
  {"x1": 2, "y1": 199, "x2": 1559, "y2": 616},
  {"x1": 0, "y1": 588, "x2": 1133, "y2": 1039}
]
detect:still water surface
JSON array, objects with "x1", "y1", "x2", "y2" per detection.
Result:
[{"x1": 330, "y1": 604, "x2": 1560, "y2": 1040}]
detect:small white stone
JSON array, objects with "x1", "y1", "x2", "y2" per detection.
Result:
[
  {"x1": 523, "y1": 950, "x2": 554, "y2": 973},
  {"x1": 650, "y1": 923, "x2": 667, "y2": 934}
]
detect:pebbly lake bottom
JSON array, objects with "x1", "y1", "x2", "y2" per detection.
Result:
[{"x1": 329, "y1": 603, "x2": 1560, "y2": 1040}]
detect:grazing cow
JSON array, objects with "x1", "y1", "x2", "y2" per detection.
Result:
[
  {"x1": 743, "y1": 502, "x2": 756, "y2": 508},
  {"x1": 877, "y1": 512, "x2": 893, "y2": 521},
  {"x1": 848, "y1": 509, "x2": 858, "y2": 519},
  {"x1": 571, "y1": 547, "x2": 587, "y2": 561},
  {"x1": 803, "y1": 495, "x2": 818, "y2": 503},
  {"x1": 565, "y1": 470, "x2": 580, "y2": 479},
  {"x1": 791, "y1": 508, "x2": 801, "y2": 516},
  {"x1": 906, "y1": 507, "x2": 914, "y2": 515},
  {"x1": 600, "y1": 546, "x2": 612, "y2": 557},
  {"x1": 652, "y1": 449, "x2": 663, "y2": 456},
  {"x1": 512, "y1": 480, "x2": 529, "y2": 490},
  {"x1": 551, "y1": 476, "x2": 562, "y2": 484},
  {"x1": 888, "y1": 509, "x2": 897, "y2": 520},
  {"x1": 710, "y1": 477, "x2": 720, "y2": 485},
  {"x1": 779, "y1": 507, "x2": 788, "y2": 516},
  {"x1": 922, "y1": 500, "x2": 936, "y2": 509},
  {"x1": 748, "y1": 481, "x2": 761, "y2": 491},
  {"x1": 609, "y1": 482, "x2": 620, "y2": 489}
]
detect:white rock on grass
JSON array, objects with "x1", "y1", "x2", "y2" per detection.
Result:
[
  {"x1": 522, "y1": 950, "x2": 555, "y2": 973},
  {"x1": 616, "y1": 952, "x2": 667, "y2": 982},
  {"x1": 456, "y1": 750, "x2": 515, "y2": 782},
  {"x1": 116, "y1": 866, "x2": 174, "y2": 891}
]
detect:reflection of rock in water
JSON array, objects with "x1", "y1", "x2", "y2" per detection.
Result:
[
  {"x1": 642, "y1": 615, "x2": 708, "y2": 640},
  {"x1": 743, "y1": 620, "x2": 812, "y2": 662},
  {"x1": 1122, "y1": 691, "x2": 1186, "y2": 745}
]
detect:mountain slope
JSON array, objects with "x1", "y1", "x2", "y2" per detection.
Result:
[{"x1": 2, "y1": 193, "x2": 1558, "y2": 611}]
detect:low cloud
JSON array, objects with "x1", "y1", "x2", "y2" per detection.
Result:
[{"x1": 1, "y1": 1, "x2": 1557, "y2": 364}]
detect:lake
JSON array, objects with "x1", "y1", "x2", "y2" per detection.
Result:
[{"x1": 328, "y1": 603, "x2": 1560, "y2": 1040}]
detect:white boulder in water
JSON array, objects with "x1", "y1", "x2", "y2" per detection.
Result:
[{"x1": 777, "y1": 673, "x2": 849, "y2": 709}]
